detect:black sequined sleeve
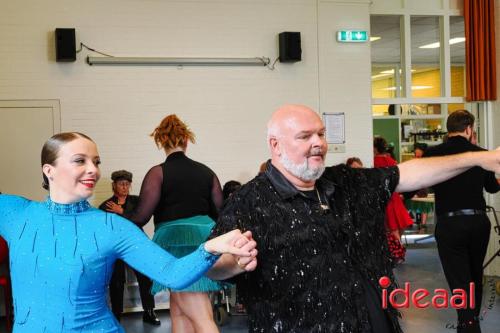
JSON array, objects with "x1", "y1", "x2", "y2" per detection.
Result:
[
  {"x1": 357, "y1": 165, "x2": 400, "y2": 205},
  {"x1": 211, "y1": 189, "x2": 255, "y2": 240},
  {"x1": 210, "y1": 182, "x2": 265, "y2": 288},
  {"x1": 323, "y1": 164, "x2": 399, "y2": 209}
]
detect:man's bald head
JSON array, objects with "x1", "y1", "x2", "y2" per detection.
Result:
[
  {"x1": 267, "y1": 104, "x2": 320, "y2": 141},
  {"x1": 266, "y1": 104, "x2": 327, "y2": 188}
]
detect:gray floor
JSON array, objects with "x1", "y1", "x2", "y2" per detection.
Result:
[{"x1": 0, "y1": 244, "x2": 498, "y2": 332}]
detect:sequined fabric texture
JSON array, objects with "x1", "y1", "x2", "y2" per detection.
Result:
[
  {"x1": 0, "y1": 195, "x2": 218, "y2": 333},
  {"x1": 212, "y1": 163, "x2": 402, "y2": 333}
]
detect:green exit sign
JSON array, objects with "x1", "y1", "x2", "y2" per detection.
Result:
[{"x1": 337, "y1": 30, "x2": 369, "y2": 43}]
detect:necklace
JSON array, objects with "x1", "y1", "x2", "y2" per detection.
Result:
[{"x1": 315, "y1": 187, "x2": 330, "y2": 211}]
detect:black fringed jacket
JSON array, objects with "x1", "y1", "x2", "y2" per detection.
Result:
[{"x1": 212, "y1": 162, "x2": 402, "y2": 333}]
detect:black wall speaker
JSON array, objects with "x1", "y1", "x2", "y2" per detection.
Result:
[
  {"x1": 55, "y1": 28, "x2": 76, "y2": 62},
  {"x1": 279, "y1": 32, "x2": 301, "y2": 63}
]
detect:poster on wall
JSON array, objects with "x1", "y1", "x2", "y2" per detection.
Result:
[{"x1": 322, "y1": 112, "x2": 345, "y2": 144}]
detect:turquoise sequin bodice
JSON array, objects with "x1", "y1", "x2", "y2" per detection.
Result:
[{"x1": 0, "y1": 195, "x2": 218, "y2": 332}]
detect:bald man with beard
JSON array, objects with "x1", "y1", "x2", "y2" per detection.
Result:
[{"x1": 208, "y1": 104, "x2": 500, "y2": 333}]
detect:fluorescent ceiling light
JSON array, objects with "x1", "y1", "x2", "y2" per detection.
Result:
[
  {"x1": 380, "y1": 69, "x2": 416, "y2": 74},
  {"x1": 419, "y1": 42, "x2": 440, "y2": 49},
  {"x1": 381, "y1": 85, "x2": 432, "y2": 91},
  {"x1": 371, "y1": 73, "x2": 391, "y2": 79},
  {"x1": 412, "y1": 85, "x2": 433, "y2": 90},
  {"x1": 370, "y1": 36, "x2": 381, "y2": 42},
  {"x1": 419, "y1": 37, "x2": 465, "y2": 49},
  {"x1": 450, "y1": 37, "x2": 466, "y2": 45}
]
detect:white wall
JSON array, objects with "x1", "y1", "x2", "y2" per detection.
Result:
[
  {"x1": 0, "y1": 0, "x2": 373, "y2": 204},
  {"x1": 319, "y1": 0, "x2": 373, "y2": 167}
]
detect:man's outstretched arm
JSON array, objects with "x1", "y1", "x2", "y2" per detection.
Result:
[{"x1": 397, "y1": 148, "x2": 500, "y2": 192}]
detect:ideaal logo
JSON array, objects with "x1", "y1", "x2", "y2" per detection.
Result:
[{"x1": 379, "y1": 276, "x2": 475, "y2": 309}]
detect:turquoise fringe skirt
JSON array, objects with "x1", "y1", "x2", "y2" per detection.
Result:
[{"x1": 151, "y1": 215, "x2": 223, "y2": 293}]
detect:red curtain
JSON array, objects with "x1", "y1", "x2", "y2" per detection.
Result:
[{"x1": 465, "y1": 0, "x2": 497, "y2": 101}]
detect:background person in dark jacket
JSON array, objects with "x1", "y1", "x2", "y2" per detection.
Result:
[
  {"x1": 99, "y1": 170, "x2": 160, "y2": 325},
  {"x1": 424, "y1": 110, "x2": 500, "y2": 333}
]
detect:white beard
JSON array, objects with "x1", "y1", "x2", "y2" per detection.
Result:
[{"x1": 280, "y1": 150, "x2": 325, "y2": 182}]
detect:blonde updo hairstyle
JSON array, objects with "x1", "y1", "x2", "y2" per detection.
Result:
[{"x1": 150, "y1": 114, "x2": 196, "y2": 151}]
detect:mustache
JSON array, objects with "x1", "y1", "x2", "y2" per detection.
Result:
[{"x1": 308, "y1": 147, "x2": 325, "y2": 157}]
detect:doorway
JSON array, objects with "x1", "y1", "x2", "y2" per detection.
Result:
[{"x1": 0, "y1": 100, "x2": 61, "y2": 201}]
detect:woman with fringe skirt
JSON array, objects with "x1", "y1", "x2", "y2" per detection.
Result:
[{"x1": 126, "y1": 114, "x2": 224, "y2": 333}]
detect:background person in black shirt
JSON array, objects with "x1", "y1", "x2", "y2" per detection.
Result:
[
  {"x1": 209, "y1": 104, "x2": 500, "y2": 333},
  {"x1": 98, "y1": 170, "x2": 160, "y2": 325},
  {"x1": 424, "y1": 110, "x2": 500, "y2": 333}
]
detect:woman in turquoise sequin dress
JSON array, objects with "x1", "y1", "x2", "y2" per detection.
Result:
[{"x1": 0, "y1": 132, "x2": 257, "y2": 333}]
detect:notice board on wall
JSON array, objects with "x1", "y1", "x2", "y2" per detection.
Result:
[{"x1": 322, "y1": 112, "x2": 345, "y2": 144}]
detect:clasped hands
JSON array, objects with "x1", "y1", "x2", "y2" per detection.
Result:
[
  {"x1": 105, "y1": 201, "x2": 124, "y2": 215},
  {"x1": 204, "y1": 229, "x2": 258, "y2": 272}
]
